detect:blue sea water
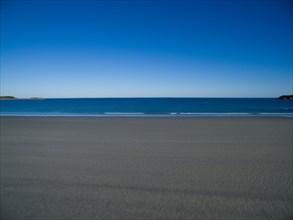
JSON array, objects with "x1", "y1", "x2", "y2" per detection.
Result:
[{"x1": 0, "y1": 98, "x2": 292, "y2": 117}]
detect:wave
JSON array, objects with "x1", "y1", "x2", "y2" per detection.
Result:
[
  {"x1": 1, "y1": 112, "x2": 292, "y2": 117},
  {"x1": 105, "y1": 112, "x2": 145, "y2": 115},
  {"x1": 175, "y1": 112, "x2": 251, "y2": 115}
]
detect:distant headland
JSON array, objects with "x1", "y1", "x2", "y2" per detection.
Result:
[
  {"x1": 277, "y1": 95, "x2": 293, "y2": 100},
  {"x1": 0, "y1": 96, "x2": 17, "y2": 100},
  {"x1": 0, "y1": 96, "x2": 44, "y2": 100}
]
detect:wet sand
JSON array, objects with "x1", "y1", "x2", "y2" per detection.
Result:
[{"x1": 0, "y1": 117, "x2": 292, "y2": 219}]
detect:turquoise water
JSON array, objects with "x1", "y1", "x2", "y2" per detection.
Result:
[{"x1": 0, "y1": 98, "x2": 292, "y2": 117}]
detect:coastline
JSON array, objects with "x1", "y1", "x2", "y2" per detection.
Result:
[{"x1": 1, "y1": 114, "x2": 292, "y2": 118}]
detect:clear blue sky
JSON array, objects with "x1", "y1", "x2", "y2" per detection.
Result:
[{"x1": 1, "y1": 0, "x2": 292, "y2": 98}]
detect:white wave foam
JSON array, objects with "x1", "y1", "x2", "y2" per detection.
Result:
[
  {"x1": 105, "y1": 112, "x2": 145, "y2": 115},
  {"x1": 178, "y1": 112, "x2": 251, "y2": 115}
]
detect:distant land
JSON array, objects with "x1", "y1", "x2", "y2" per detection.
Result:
[
  {"x1": 0, "y1": 96, "x2": 44, "y2": 100},
  {"x1": 277, "y1": 95, "x2": 293, "y2": 100},
  {"x1": 0, "y1": 96, "x2": 16, "y2": 100}
]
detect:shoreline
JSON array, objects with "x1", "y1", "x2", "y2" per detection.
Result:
[{"x1": 1, "y1": 113, "x2": 293, "y2": 118}]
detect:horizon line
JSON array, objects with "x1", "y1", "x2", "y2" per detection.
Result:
[{"x1": 2, "y1": 96, "x2": 285, "y2": 99}]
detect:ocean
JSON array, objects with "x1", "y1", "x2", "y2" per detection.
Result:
[{"x1": 0, "y1": 98, "x2": 292, "y2": 117}]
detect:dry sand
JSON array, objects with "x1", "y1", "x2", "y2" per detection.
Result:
[{"x1": 0, "y1": 117, "x2": 292, "y2": 219}]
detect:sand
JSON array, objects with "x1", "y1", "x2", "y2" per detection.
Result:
[{"x1": 0, "y1": 117, "x2": 292, "y2": 219}]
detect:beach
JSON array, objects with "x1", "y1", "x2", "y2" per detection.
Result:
[{"x1": 0, "y1": 117, "x2": 292, "y2": 219}]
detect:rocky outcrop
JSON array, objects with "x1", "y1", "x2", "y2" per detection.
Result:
[
  {"x1": 277, "y1": 95, "x2": 293, "y2": 100},
  {"x1": 29, "y1": 97, "x2": 44, "y2": 100},
  {"x1": 0, "y1": 96, "x2": 44, "y2": 100},
  {"x1": 0, "y1": 96, "x2": 17, "y2": 100}
]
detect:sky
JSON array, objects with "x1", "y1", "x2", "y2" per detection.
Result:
[{"x1": 1, "y1": 0, "x2": 292, "y2": 98}]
